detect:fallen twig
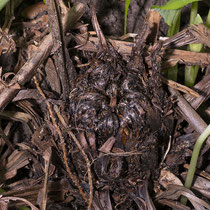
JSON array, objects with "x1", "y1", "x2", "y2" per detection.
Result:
[
  {"x1": 46, "y1": 0, "x2": 76, "y2": 100},
  {"x1": 161, "y1": 76, "x2": 199, "y2": 97},
  {"x1": 0, "y1": 196, "x2": 39, "y2": 210},
  {"x1": 184, "y1": 74, "x2": 210, "y2": 110},
  {"x1": 169, "y1": 87, "x2": 209, "y2": 146},
  {"x1": 189, "y1": 24, "x2": 210, "y2": 48},
  {"x1": 100, "y1": 150, "x2": 143, "y2": 157},
  {"x1": 54, "y1": 105, "x2": 93, "y2": 210},
  {"x1": 75, "y1": 27, "x2": 210, "y2": 68},
  {"x1": 0, "y1": 2, "x2": 86, "y2": 111},
  {"x1": 40, "y1": 147, "x2": 52, "y2": 210},
  {"x1": 33, "y1": 76, "x2": 88, "y2": 204}
]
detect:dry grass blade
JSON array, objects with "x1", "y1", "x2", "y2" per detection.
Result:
[
  {"x1": 184, "y1": 164, "x2": 210, "y2": 181},
  {"x1": 62, "y1": 3, "x2": 86, "y2": 34},
  {"x1": 0, "y1": 150, "x2": 31, "y2": 181},
  {"x1": 40, "y1": 147, "x2": 52, "y2": 210},
  {"x1": 1, "y1": 179, "x2": 75, "y2": 206},
  {"x1": 190, "y1": 24, "x2": 210, "y2": 48},
  {"x1": 98, "y1": 136, "x2": 116, "y2": 153},
  {"x1": 0, "y1": 33, "x2": 53, "y2": 111},
  {"x1": 0, "y1": 126, "x2": 14, "y2": 150},
  {"x1": 0, "y1": 2, "x2": 86, "y2": 111},
  {"x1": 0, "y1": 196, "x2": 39, "y2": 210},
  {"x1": 89, "y1": 0, "x2": 108, "y2": 51},
  {"x1": 159, "y1": 168, "x2": 183, "y2": 189},
  {"x1": 75, "y1": 33, "x2": 210, "y2": 70},
  {"x1": 54, "y1": 105, "x2": 93, "y2": 210},
  {"x1": 162, "y1": 28, "x2": 197, "y2": 49},
  {"x1": 163, "y1": 49, "x2": 210, "y2": 68},
  {"x1": 161, "y1": 76, "x2": 199, "y2": 97},
  {"x1": 33, "y1": 76, "x2": 88, "y2": 204},
  {"x1": 0, "y1": 111, "x2": 32, "y2": 123},
  {"x1": 15, "y1": 100, "x2": 42, "y2": 128},
  {"x1": 169, "y1": 87, "x2": 208, "y2": 136},
  {"x1": 184, "y1": 74, "x2": 210, "y2": 110},
  {"x1": 158, "y1": 199, "x2": 190, "y2": 210},
  {"x1": 46, "y1": 0, "x2": 71, "y2": 100},
  {"x1": 156, "y1": 184, "x2": 210, "y2": 209}
]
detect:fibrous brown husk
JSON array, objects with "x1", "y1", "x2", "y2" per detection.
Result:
[{"x1": 68, "y1": 3, "x2": 170, "y2": 190}]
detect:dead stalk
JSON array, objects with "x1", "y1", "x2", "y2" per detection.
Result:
[
  {"x1": 41, "y1": 147, "x2": 52, "y2": 210},
  {"x1": 54, "y1": 105, "x2": 93, "y2": 210},
  {"x1": 33, "y1": 76, "x2": 88, "y2": 204}
]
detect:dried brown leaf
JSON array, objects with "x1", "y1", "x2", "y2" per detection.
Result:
[{"x1": 98, "y1": 137, "x2": 116, "y2": 153}]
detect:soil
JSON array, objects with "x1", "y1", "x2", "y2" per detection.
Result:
[{"x1": 75, "y1": 0, "x2": 168, "y2": 35}]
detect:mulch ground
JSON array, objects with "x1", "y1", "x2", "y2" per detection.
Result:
[{"x1": 0, "y1": 0, "x2": 209, "y2": 209}]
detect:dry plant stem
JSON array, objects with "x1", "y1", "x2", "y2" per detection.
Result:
[
  {"x1": 163, "y1": 49, "x2": 210, "y2": 68},
  {"x1": 54, "y1": 106, "x2": 93, "y2": 210},
  {"x1": 146, "y1": 9, "x2": 161, "y2": 44},
  {"x1": 101, "y1": 151, "x2": 143, "y2": 157},
  {"x1": 62, "y1": 3, "x2": 86, "y2": 33},
  {"x1": 161, "y1": 76, "x2": 199, "y2": 97},
  {"x1": 160, "y1": 136, "x2": 172, "y2": 166},
  {"x1": 33, "y1": 76, "x2": 88, "y2": 204},
  {"x1": 89, "y1": 0, "x2": 108, "y2": 51},
  {"x1": 76, "y1": 36, "x2": 210, "y2": 68},
  {"x1": 67, "y1": 131, "x2": 93, "y2": 210},
  {"x1": 0, "y1": 126, "x2": 15, "y2": 150},
  {"x1": 41, "y1": 147, "x2": 52, "y2": 210},
  {"x1": 158, "y1": 199, "x2": 190, "y2": 210},
  {"x1": 184, "y1": 164, "x2": 210, "y2": 181},
  {"x1": 0, "y1": 197, "x2": 39, "y2": 210},
  {"x1": 162, "y1": 28, "x2": 197, "y2": 49},
  {"x1": 46, "y1": 0, "x2": 71, "y2": 100},
  {"x1": 0, "y1": 34, "x2": 53, "y2": 111},
  {"x1": 2, "y1": 0, "x2": 14, "y2": 33},
  {"x1": 184, "y1": 74, "x2": 210, "y2": 110},
  {"x1": 0, "y1": 3, "x2": 85, "y2": 111},
  {"x1": 190, "y1": 24, "x2": 210, "y2": 48},
  {"x1": 169, "y1": 87, "x2": 210, "y2": 146}
]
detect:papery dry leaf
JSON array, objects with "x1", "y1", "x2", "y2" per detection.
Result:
[
  {"x1": 159, "y1": 167, "x2": 183, "y2": 189},
  {"x1": 156, "y1": 184, "x2": 210, "y2": 209},
  {"x1": 98, "y1": 137, "x2": 116, "y2": 153}
]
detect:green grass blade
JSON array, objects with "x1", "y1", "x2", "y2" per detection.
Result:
[
  {"x1": 181, "y1": 124, "x2": 210, "y2": 205},
  {"x1": 167, "y1": 65, "x2": 178, "y2": 81},
  {"x1": 152, "y1": 8, "x2": 180, "y2": 26},
  {"x1": 19, "y1": 207, "x2": 31, "y2": 210},
  {"x1": 151, "y1": 0, "x2": 200, "y2": 10},
  {"x1": 0, "y1": 0, "x2": 9, "y2": 11},
  {"x1": 153, "y1": 6, "x2": 181, "y2": 82},
  {"x1": 185, "y1": 3, "x2": 203, "y2": 87},
  {"x1": 167, "y1": 10, "x2": 181, "y2": 81},
  {"x1": 205, "y1": 9, "x2": 210, "y2": 28},
  {"x1": 167, "y1": 8, "x2": 181, "y2": 35},
  {"x1": 185, "y1": 65, "x2": 199, "y2": 87},
  {"x1": 0, "y1": 188, "x2": 5, "y2": 193},
  {"x1": 124, "y1": 0, "x2": 131, "y2": 35},
  {"x1": 190, "y1": 1, "x2": 199, "y2": 23}
]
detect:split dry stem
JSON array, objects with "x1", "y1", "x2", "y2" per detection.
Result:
[{"x1": 33, "y1": 76, "x2": 88, "y2": 204}]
